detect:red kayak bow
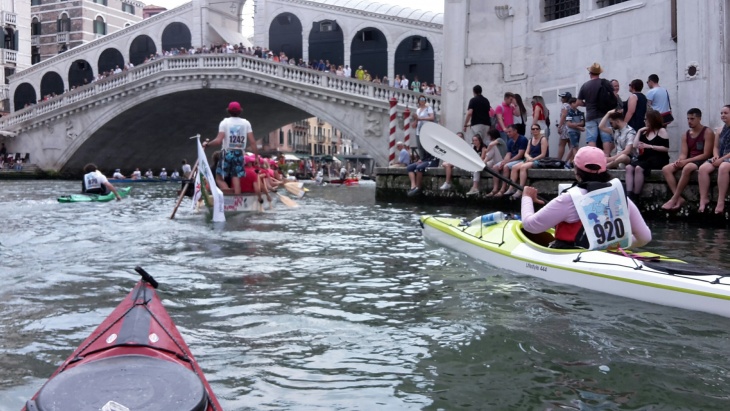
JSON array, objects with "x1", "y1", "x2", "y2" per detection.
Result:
[{"x1": 23, "y1": 267, "x2": 222, "y2": 411}]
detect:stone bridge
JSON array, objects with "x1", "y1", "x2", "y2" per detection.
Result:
[
  {"x1": 0, "y1": 0, "x2": 442, "y2": 173},
  {"x1": 2, "y1": 53, "x2": 438, "y2": 172}
]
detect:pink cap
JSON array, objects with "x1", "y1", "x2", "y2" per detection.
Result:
[
  {"x1": 574, "y1": 146, "x2": 606, "y2": 173},
  {"x1": 227, "y1": 101, "x2": 242, "y2": 114},
  {"x1": 244, "y1": 155, "x2": 255, "y2": 163}
]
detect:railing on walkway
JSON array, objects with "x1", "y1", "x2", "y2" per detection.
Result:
[{"x1": 1, "y1": 54, "x2": 441, "y2": 129}]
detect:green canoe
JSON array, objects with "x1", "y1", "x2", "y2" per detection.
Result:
[{"x1": 57, "y1": 187, "x2": 132, "y2": 203}]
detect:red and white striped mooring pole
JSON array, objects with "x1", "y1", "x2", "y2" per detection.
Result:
[
  {"x1": 403, "y1": 106, "x2": 411, "y2": 149},
  {"x1": 388, "y1": 97, "x2": 397, "y2": 164}
]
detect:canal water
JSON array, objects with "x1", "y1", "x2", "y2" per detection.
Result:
[{"x1": 0, "y1": 180, "x2": 728, "y2": 410}]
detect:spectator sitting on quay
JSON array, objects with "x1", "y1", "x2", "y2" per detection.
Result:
[
  {"x1": 492, "y1": 125, "x2": 527, "y2": 197},
  {"x1": 697, "y1": 104, "x2": 730, "y2": 214},
  {"x1": 406, "y1": 150, "x2": 439, "y2": 197},
  {"x1": 390, "y1": 141, "x2": 411, "y2": 167},
  {"x1": 439, "y1": 131, "x2": 468, "y2": 191},
  {"x1": 625, "y1": 109, "x2": 670, "y2": 201},
  {"x1": 600, "y1": 110, "x2": 636, "y2": 170},
  {"x1": 481, "y1": 129, "x2": 507, "y2": 196},
  {"x1": 661, "y1": 108, "x2": 714, "y2": 210},
  {"x1": 505, "y1": 123, "x2": 548, "y2": 199}
]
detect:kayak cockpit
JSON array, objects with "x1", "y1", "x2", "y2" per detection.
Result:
[{"x1": 26, "y1": 354, "x2": 209, "y2": 411}]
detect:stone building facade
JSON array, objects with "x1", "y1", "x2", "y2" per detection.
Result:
[
  {"x1": 0, "y1": 0, "x2": 31, "y2": 112},
  {"x1": 442, "y1": 0, "x2": 728, "y2": 158},
  {"x1": 31, "y1": 0, "x2": 144, "y2": 63}
]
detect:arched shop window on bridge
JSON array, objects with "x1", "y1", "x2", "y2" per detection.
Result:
[
  {"x1": 350, "y1": 28, "x2": 387, "y2": 80},
  {"x1": 68, "y1": 60, "x2": 94, "y2": 88},
  {"x1": 309, "y1": 20, "x2": 343, "y2": 67},
  {"x1": 129, "y1": 35, "x2": 157, "y2": 66},
  {"x1": 13, "y1": 83, "x2": 37, "y2": 110},
  {"x1": 41, "y1": 71, "x2": 64, "y2": 98},
  {"x1": 98, "y1": 48, "x2": 125, "y2": 75},
  {"x1": 394, "y1": 35, "x2": 434, "y2": 85},
  {"x1": 268, "y1": 13, "x2": 302, "y2": 61},
  {"x1": 162, "y1": 22, "x2": 191, "y2": 52}
]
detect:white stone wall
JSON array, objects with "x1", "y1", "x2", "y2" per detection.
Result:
[{"x1": 443, "y1": 0, "x2": 729, "y2": 159}]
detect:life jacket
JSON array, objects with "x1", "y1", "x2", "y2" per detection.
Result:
[{"x1": 554, "y1": 179, "x2": 632, "y2": 250}]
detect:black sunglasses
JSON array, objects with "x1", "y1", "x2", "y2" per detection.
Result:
[{"x1": 531, "y1": 127, "x2": 540, "y2": 130}]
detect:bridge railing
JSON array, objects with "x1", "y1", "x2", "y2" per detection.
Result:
[{"x1": 2, "y1": 54, "x2": 440, "y2": 130}]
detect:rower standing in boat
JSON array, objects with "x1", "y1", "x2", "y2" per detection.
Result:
[
  {"x1": 203, "y1": 101, "x2": 259, "y2": 195},
  {"x1": 82, "y1": 163, "x2": 122, "y2": 201},
  {"x1": 520, "y1": 146, "x2": 651, "y2": 249}
]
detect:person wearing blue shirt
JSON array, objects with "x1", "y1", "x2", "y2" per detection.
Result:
[{"x1": 492, "y1": 125, "x2": 528, "y2": 197}]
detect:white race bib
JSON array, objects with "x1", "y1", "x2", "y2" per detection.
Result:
[{"x1": 567, "y1": 179, "x2": 632, "y2": 250}]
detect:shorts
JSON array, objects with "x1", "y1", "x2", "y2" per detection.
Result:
[
  {"x1": 216, "y1": 149, "x2": 245, "y2": 179},
  {"x1": 585, "y1": 118, "x2": 612, "y2": 144},
  {"x1": 407, "y1": 158, "x2": 439, "y2": 173},
  {"x1": 469, "y1": 124, "x2": 489, "y2": 139},
  {"x1": 568, "y1": 131, "x2": 581, "y2": 148},
  {"x1": 506, "y1": 160, "x2": 523, "y2": 169}
]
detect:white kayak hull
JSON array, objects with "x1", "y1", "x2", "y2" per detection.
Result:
[{"x1": 421, "y1": 217, "x2": 730, "y2": 318}]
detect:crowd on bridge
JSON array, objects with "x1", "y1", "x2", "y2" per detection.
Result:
[
  {"x1": 26, "y1": 40, "x2": 440, "y2": 106},
  {"x1": 393, "y1": 62, "x2": 730, "y2": 216}
]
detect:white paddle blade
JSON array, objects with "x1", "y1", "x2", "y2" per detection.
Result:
[{"x1": 419, "y1": 122, "x2": 485, "y2": 173}]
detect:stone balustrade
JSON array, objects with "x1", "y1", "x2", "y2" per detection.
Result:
[{"x1": 1, "y1": 54, "x2": 440, "y2": 131}]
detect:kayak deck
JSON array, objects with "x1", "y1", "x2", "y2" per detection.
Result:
[
  {"x1": 420, "y1": 216, "x2": 730, "y2": 317},
  {"x1": 23, "y1": 268, "x2": 222, "y2": 411}
]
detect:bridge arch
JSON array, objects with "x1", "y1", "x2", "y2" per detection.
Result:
[
  {"x1": 308, "y1": 19, "x2": 344, "y2": 67},
  {"x1": 40, "y1": 72, "x2": 64, "y2": 98},
  {"x1": 394, "y1": 35, "x2": 434, "y2": 85},
  {"x1": 161, "y1": 22, "x2": 192, "y2": 52},
  {"x1": 268, "y1": 12, "x2": 303, "y2": 61},
  {"x1": 350, "y1": 27, "x2": 388, "y2": 80},
  {"x1": 129, "y1": 34, "x2": 157, "y2": 65},
  {"x1": 68, "y1": 59, "x2": 94, "y2": 88},
  {"x1": 13, "y1": 83, "x2": 36, "y2": 110},
  {"x1": 51, "y1": 76, "x2": 387, "y2": 173},
  {"x1": 98, "y1": 48, "x2": 125, "y2": 74}
]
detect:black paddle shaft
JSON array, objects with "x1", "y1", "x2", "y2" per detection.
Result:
[{"x1": 481, "y1": 165, "x2": 548, "y2": 203}]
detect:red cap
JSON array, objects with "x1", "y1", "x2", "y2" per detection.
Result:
[
  {"x1": 574, "y1": 146, "x2": 607, "y2": 173},
  {"x1": 227, "y1": 101, "x2": 242, "y2": 114}
]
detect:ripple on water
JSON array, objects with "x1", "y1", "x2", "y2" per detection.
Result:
[{"x1": 0, "y1": 182, "x2": 729, "y2": 411}]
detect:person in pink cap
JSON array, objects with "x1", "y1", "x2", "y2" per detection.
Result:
[
  {"x1": 520, "y1": 146, "x2": 651, "y2": 250},
  {"x1": 203, "y1": 101, "x2": 260, "y2": 196}
]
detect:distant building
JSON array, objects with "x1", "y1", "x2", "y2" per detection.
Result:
[
  {"x1": 0, "y1": 0, "x2": 31, "y2": 112},
  {"x1": 143, "y1": 4, "x2": 167, "y2": 19},
  {"x1": 264, "y1": 117, "x2": 352, "y2": 156},
  {"x1": 31, "y1": 0, "x2": 145, "y2": 63}
]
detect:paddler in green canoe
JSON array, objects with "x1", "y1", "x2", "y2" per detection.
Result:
[
  {"x1": 82, "y1": 163, "x2": 122, "y2": 201},
  {"x1": 520, "y1": 146, "x2": 651, "y2": 250}
]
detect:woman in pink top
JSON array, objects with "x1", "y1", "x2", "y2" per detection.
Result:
[{"x1": 520, "y1": 146, "x2": 652, "y2": 249}]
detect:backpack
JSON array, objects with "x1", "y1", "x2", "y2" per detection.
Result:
[{"x1": 596, "y1": 79, "x2": 618, "y2": 113}]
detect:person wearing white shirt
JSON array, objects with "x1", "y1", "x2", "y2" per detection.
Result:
[
  {"x1": 82, "y1": 163, "x2": 121, "y2": 200},
  {"x1": 400, "y1": 76, "x2": 409, "y2": 89}
]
